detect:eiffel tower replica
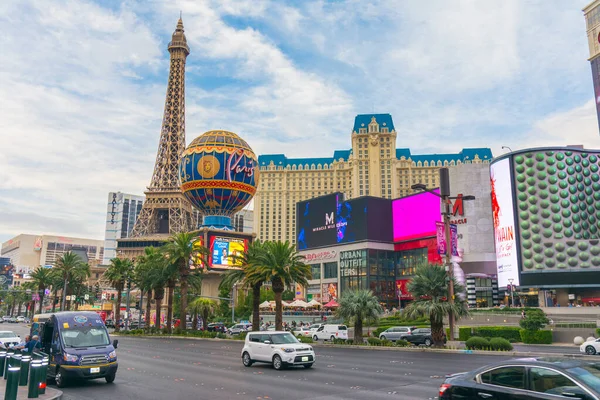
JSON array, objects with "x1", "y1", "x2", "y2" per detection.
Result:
[{"x1": 117, "y1": 18, "x2": 198, "y2": 259}]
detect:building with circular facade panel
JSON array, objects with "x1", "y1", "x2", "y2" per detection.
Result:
[{"x1": 490, "y1": 146, "x2": 600, "y2": 307}]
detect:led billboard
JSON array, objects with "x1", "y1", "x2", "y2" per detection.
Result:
[
  {"x1": 208, "y1": 235, "x2": 248, "y2": 269},
  {"x1": 392, "y1": 189, "x2": 441, "y2": 242},
  {"x1": 490, "y1": 157, "x2": 520, "y2": 288},
  {"x1": 296, "y1": 194, "x2": 391, "y2": 250}
]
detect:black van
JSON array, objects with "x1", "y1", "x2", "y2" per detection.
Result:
[{"x1": 31, "y1": 311, "x2": 118, "y2": 387}]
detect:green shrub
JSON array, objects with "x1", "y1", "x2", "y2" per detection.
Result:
[
  {"x1": 345, "y1": 339, "x2": 354, "y2": 345},
  {"x1": 238, "y1": 331, "x2": 248, "y2": 340},
  {"x1": 299, "y1": 336, "x2": 314, "y2": 344},
  {"x1": 216, "y1": 332, "x2": 227, "y2": 339},
  {"x1": 519, "y1": 309, "x2": 549, "y2": 331},
  {"x1": 555, "y1": 322, "x2": 596, "y2": 329},
  {"x1": 333, "y1": 338, "x2": 347, "y2": 345},
  {"x1": 395, "y1": 339, "x2": 411, "y2": 347},
  {"x1": 520, "y1": 329, "x2": 552, "y2": 344},
  {"x1": 476, "y1": 327, "x2": 521, "y2": 342},
  {"x1": 465, "y1": 336, "x2": 490, "y2": 350},
  {"x1": 596, "y1": 328, "x2": 600, "y2": 337},
  {"x1": 380, "y1": 339, "x2": 393, "y2": 347},
  {"x1": 489, "y1": 337, "x2": 513, "y2": 351},
  {"x1": 470, "y1": 307, "x2": 542, "y2": 315},
  {"x1": 458, "y1": 327, "x2": 473, "y2": 341},
  {"x1": 367, "y1": 337, "x2": 381, "y2": 346}
]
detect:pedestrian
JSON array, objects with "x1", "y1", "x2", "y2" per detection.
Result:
[
  {"x1": 521, "y1": 310, "x2": 526, "y2": 319},
  {"x1": 15, "y1": 335, "x2": 30, "y2": 350},
  {"x1": 25, "y1": 335, "x2": 41, "y2": 353}
]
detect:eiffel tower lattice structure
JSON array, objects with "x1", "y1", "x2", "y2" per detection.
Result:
[{"x1": 129, "y1": 18, "x2": 196, "y2": 241}]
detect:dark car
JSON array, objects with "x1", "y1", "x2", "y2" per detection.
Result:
[
  {"x1": 439, "y1": 357, "x2": 600, "y2": 400},
  {"x1": 403, "y1": 328, "x2": 445, "y2": 346},
  {"x1": 207, "y1": 322, "x2": 226, "y2": 333}
]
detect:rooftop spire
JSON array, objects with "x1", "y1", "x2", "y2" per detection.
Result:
[{"x1": 169, "y1": 16, "x2": 189, "y2": 55}]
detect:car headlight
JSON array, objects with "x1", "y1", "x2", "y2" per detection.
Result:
[
  {"x1": 308, "y1": 346, "x2": 313, "y2": 352},
  {"x1": 63, "y1": 353, "x2": 78, "y2": 363},
  {"x1": 282, "y1": 348, "x2": 295, "y2": 353},
  {"x1": 108, "y1": 351, "x2": 117, "y2": 359}
]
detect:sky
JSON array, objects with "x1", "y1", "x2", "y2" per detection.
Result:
[{"x1": 1, "y1": 0, "x2": 600, "y2": 245}]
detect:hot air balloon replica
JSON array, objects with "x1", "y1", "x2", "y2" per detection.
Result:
[{"x1": 179, "y1": 130, "x2": 259, "y2": 230}]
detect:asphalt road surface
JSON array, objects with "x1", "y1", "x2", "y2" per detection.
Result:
[{"x1": 1, "y1": 323, "x2": 586, "y2": 400}]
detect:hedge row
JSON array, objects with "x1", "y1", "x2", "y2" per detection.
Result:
[
  {"x1": 470, "y1": 307, "x2": 542, "y2": 315},
  {"x1": 465, "y1": 336, "x2": 513, "y2": 351},
  {"x1": 520, "y1": 329, "x2": 552, "y2": 344},
  {"x1": 446, "y1": 326, "x2": 522, "y2": 342}
]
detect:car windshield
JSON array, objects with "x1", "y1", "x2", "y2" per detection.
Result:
[
  {"x1": 61, "y1": 327, "x2": 110, "y2": 348},
  {"x1": 0, "y1": 332, "x2": 16, "y2": 338},
  {"x1": 270, "y1": 333, "x2": 299, "y2": 344},
  {"x1": 567, "y1": 364, "x2": 600, "y2": 392}
]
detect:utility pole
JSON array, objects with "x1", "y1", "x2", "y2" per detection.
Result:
[
  {"x1": 440, "y1": 168, "x2": 455, "y2": 341},
  {"x1": 125, "y1": 279, "x2": 131, "y2": 331},
  {"x1": 508, "y1": 278, "x2": 515, "y2": 307}
]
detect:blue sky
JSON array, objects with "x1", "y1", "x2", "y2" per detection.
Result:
[{"x1": 1, "y1": 0, "x2": 600, "y2": 244}]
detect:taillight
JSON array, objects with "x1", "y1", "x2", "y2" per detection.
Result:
[{"x1": 439, "y1": 383, "x2": 451, "y2": 397}]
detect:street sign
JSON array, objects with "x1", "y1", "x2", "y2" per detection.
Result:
[{"x1": 84, "y1": 294, "x2": 89, "y2": 300}]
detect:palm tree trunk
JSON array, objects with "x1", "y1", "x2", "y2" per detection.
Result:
[
  {"x1": 17, "y1": 302, "x2": 22, "y2": 316},
  {"x1": 192, "y1": 312, "x2": 198, "y2": 332},
  {"x1": 61, "y1": 276, "x2": 68, "y2": 311},
  {"x1": 114, "y1": 288, "x2": 122, "y2": 333},
  {"x1": 145, "y1": 289, "x2": 152, "y2": 331},
  {"x1": 52, "y1": 291, "x2": 58, "y2": 312},
  {"x1": 202, "y1": 309, "x2": 209, "y2": 331},
  {"x1": 154, "y1": 289, "x2": 163, "y2": 330},
  {"x1": 431, "y1": 314, "x2": 444, "y2": 348},
  {"x1": 251, "y1": 282, "x2": 262, "y2": 331},
  {"x1": 354, "y1": 316, "x2": 363, "y2": 343},
  {"x1": 30, "y1": 301, "x2": 35, "y2": 317},
  {"x1": 39, "y1": 294, "x2": 45, "y2": 314},
  {"x1": 166, "y1": 282, "x2": 174, "y2": 334},
  {"x1": 273, "y1": 277, "x2": 284, "y2": 331},
  {"x1": 180, "y1": 273, "x2": 188, "y2": 331}
]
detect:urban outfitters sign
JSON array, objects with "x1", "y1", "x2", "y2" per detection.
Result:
[{"x1": 340, "y1": 250, "x2": 366, "y2": 276}]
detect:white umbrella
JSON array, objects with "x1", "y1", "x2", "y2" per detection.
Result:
[
  {"x1": 289, "y1": 299, "x2": 309, "y2": 308},
  {"x1": 307, "y1": 299, "x2": 321, "y2": 307},
  {"x1": 259, "y1": 301, "x2": 272, "y2": 309}
]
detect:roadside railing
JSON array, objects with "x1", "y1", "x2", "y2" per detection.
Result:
[{"x1": 0, "y1": 348, "x2": 49, "y2": 400}]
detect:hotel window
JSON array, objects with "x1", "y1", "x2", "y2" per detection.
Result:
[{"x1": 324, "y1": 262, "x2": 338, "y2": 279}]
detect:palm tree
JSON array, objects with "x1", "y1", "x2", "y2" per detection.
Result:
[
  {"x1": 30, "y1": 267, "x2": 53, "y2": 313},
  {"x1": 404, "y1": 264, "x2": 469, "y2": 347},
  {"x1": 54, "y1": 252, "x2": 85, "y2": 311},
  {"x1": 162, "y1": 232, "x2": 206, "y2": 332},
  {"x1": 49, "y1": 270, "x2": 64, "y2": 312},
  {"x1": 220, "y1": 240, "x2": 267, "y2": 331},
  {"x1": 337, "y1": 290, "x2": 382, "y2": 343},
  {"x1": 103, "y1": 258, "x2": 134, "y2": 333},
  {"x1": 135, "y1": 247, "x2": 163, "y2": 330},
  {"x1": 251, "y1": 240, "x2": 311, "y2": 330},
  {"x1": 189, "y1": 298, "x2": 217, "y2": 331}
]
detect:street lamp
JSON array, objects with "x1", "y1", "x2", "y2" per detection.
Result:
[
  {"x1": 501, "y1": 146, "x2": 513, "y2": 153},
  {"x1": 411, "y1": 167, "x2": 475, "y2": 341},
  {"x1": 508, "y1": 278, "x2": 515, "y2": 308}
]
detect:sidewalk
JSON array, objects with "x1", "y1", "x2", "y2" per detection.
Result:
[{"x1": 0, "y1": 378, "x2": 63, "y2": 400}]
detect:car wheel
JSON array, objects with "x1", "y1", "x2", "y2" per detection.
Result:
[
  {"x1": 586, "y1": 345, "x2": 597, "y2": 355},
  {"x1": 105, "y1": 374, "x2": 116, "y2": 384},
  {"x1": 273, "y1": 355, "x2": 284, "y2": 370},
  {"x1": 380, "y1": 335, "x2": 386, "y2": 341},
  {"x1": 424, "y1": 338, "x2": 432, "y2": 347},
  {"x1": 55, "y1": 368, "x2": 67, "y2": 388},
  {"x1": 313, "y1": 335, "x2": 318, "y2": 341},
  {"x1": 303, "y1": 363, "x2": 313, "y2": 369},
  {"x1": 242, "y1": 352, "x2": 253, "y2": 367},
  {"x1": 330, "y1": 335, "x2": 336, "y2": 341}
]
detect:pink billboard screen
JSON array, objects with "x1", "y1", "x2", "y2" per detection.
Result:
[{"x1": 392, "y1": 189, "x2": 441, "y2": 242}]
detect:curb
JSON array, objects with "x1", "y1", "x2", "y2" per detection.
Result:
[{"x1": 113, "y1": 334, "x2": 580, "y2": 358}]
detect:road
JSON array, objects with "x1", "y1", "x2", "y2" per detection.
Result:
[{"x1": 0, "y1": 323, "x2": 585, "y2": 400}]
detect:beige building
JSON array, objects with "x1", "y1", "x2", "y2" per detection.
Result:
[
  {"x1": 1, "y1": 234, "x2": 105, "y2": 271},
  {"x1": 254, "y1": 114, "x2": 492, "y2": 243},
  {"x1": 583, "y1": 1, "x2": 600, "y2": 131}
]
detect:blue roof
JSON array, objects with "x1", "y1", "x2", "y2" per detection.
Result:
[
  {"x1": 333, "y1": 150, "x2": 351, "y2": 160},
  {"x1": 396, "y1": 148, "x2": 411, "y2": 159},
  {"x1": 353, "y1": 114, "x2": 395, "y2": 133}
]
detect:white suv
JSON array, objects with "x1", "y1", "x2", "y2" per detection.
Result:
[
  {"x1": 312, "y1": 324, "x2": 348, "y2": 341},
  {"x1": 242, "y1": 331, "x2": 315, "y2": 370}
]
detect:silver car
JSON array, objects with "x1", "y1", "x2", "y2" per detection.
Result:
[{"x1": 379, "y1": 326, "x2": 415, "y2": 342}]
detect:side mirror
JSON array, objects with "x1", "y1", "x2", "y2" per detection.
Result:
[
  {"x1": 263, "y1": 340, "x2": 271, "y2": 345},
  {"x1": 112, "y1": 339, "x2": 118, "y2": 349}
]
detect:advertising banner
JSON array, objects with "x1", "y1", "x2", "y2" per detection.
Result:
[
  {"x1": 322, "y1": 283, "x2": 338, "y2": 302},
  {"x1": 396, "y1": 279, "x2": 413, "y2": 300},
  {"x1": 393, "y1": 189, "x2": 442, "y2": 242},
  {"x1": 209, "y1": 236, "x2": 247, "y2": 269},
  {"x1": 436, "y1": 221, "x2": 446, "y2": 255},
  {"x1": 450, "y1": 223, "x2": 458, "y2": 257},
  {"x1": 191, "y1": 236, "x2": 205, "y2": 269},
  {"x1": 490, "y1": 157, "x2": 519, "y2": 287}
]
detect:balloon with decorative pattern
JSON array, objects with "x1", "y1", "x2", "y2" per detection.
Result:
[{"x1": 179, "y1": 130, "x2": 259, "y2": 216}]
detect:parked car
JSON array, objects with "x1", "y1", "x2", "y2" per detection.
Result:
[
  {"x1": 378, "y1": 326, "x2": 416, "y2": 342},
  {"x1": 207, "y1": 322, "x2": 226, "y2": 333},
  {"x1": 439, "y1": 357, "x2": 600, "y2": 399},
  {"x1": 296, "y1": 323, "x2": 323, "y2": 337},
  {"x1": 16, "y1": 316, "x2": 26, "y2": 323},
  {"x1": 0, "y1": 331, "x2": 21, "y2": 348},
  {"x1": 312, "y1": 324, "x2": 348, "y2": 341},
  {"x1": 229, "y1": 323, "x2": 251, "y2": 335},
  {"x1": 7, "y1": 317, "x2": 17, "y2": 323},
  {"x1": 581, "y1": 337, "x2": 600, "y2": 355},
  {"x1": 241, "y1": 331, "x2": 315, "y2": 370},
  {"x1": 403, "y1": 328, "x2": 445, "y2": 347},
  {"x1": 2, "y1": 316, "x2": 10, "y2": 322}
]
